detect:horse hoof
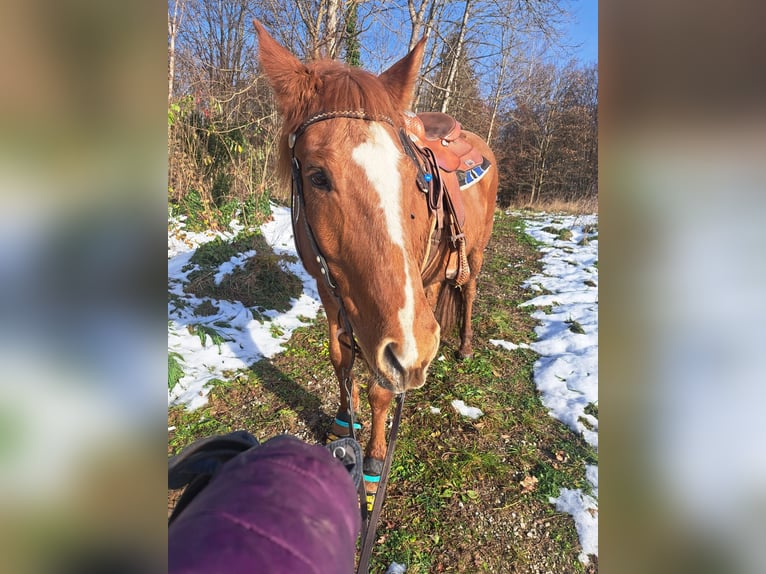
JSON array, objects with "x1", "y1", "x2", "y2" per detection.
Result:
[
  {"x1": 455, "y1": 349, "x2": 472, "y2": 361},
  {"x1": 364, "y1": 491, "x2": 376, "y2": 513}
]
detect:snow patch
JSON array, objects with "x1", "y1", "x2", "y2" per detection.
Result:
[
  {"x1": 550, "y1": 488, "x2": 598, "y2": 563},
  {"x1": 490, "y1": 339, "x2": 531, "y2": 351},
  {"x1": 167, "y1": 204, "x2": 322, "y2": 410},
  {"x1": 517, "y1": 212, "x2": 599, "y2": 564},
  {"x1": 451, "y1": 399, "x2": 483, "y2": 419},
  {"x1": 214, "y1": 250, "x2": 256, "y2": 285}
]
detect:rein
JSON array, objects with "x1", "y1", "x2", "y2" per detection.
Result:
[{"x1": 288, "y1": 110, "x2": 408, "y2": 573}]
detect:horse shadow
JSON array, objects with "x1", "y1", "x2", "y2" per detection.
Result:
[{"x1": 248, "y1": 358, "x2": 334, "y2": 443}]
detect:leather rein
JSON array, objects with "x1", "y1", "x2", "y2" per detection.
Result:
[{"x1": 288, "y1": 110, "x2": 430, "y2": 573}]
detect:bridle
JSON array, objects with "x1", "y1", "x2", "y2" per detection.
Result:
[
  {"x1": 288, "y1": 109, "x2": 439, "y2": 303},
  {"x1": 288, "y1": 109, "x2": 432, "y2": 573}
]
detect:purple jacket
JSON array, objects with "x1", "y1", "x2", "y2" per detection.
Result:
[{"x1": 169, "y1": 435, "x2": 361, "y2": 573}]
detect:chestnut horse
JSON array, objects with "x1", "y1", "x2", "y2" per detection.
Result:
[{"x1": 255, "y1": 23, "x2": 498, "y2": 497}]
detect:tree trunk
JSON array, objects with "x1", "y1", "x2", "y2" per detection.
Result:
[
  {"x1": 168, "y1": 16, "x2": 175, "y2": 105},
  {"x1": 168, "y1": 0, "x2": 185, "y2": 160},
  {"x1": 440, "y1": 0, "x2": 472, "y2": 114},
  {"x1": 168, "y1": 0, "x2": 185, "y2": 104},
  {"x1": 407, "y1": 0, "x2": 441, "y2": 51},
  {"x1": 325, "y1": 0, "x2": 342, "y2": 58},
  {"x1": 486, "y1": 45, "x2": 509, "y2": 144}
]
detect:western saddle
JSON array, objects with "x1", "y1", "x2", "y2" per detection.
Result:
[{"x1": 402, "y1": 111, "x2": 491, "y2": 287}]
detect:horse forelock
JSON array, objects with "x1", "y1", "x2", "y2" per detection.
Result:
[{"x1": 275, "y1": 60, "x2": 403, "y2": 192}]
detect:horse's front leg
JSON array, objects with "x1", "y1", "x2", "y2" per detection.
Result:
[
  {"x1": 363, "y1": 381, "x2": 394, "y2": 502},
  {"x1": 325, "y1": 303, "x2": 361, "y2": 440}
]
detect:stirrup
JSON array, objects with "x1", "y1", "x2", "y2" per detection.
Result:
[
  {"x1": 325, "y1": 436, "x2": 363, "y2": 490},
  {"x1": 168, "y1": 430, "x2": 260, "y2": 525}
]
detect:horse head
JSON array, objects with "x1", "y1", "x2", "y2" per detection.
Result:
[{"x1": 255, "y1": 23, "x2": 439, "y2": 393}]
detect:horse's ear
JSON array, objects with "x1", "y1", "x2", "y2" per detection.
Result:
[
  {"x1": 254, "y1": 20, "x2": 313, "y2": 113},
  {"x1": 379, "y1": 38, "x2": 426, "y2": 111}
]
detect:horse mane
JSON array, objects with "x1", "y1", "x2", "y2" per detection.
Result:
[{"x1": 274, "y1": 60, "x2": 403, "y2": 194}]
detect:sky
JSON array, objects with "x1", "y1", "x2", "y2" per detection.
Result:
[
  {"x1": 167, "y1": 205, "x2": 600, "y2": 564},
  {"x1": 564, "y1": 0, "x2": 598, "y2": 65}
]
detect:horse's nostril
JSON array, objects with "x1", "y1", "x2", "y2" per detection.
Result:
[{"x1": 383, "y1": 343, "x2": 405, "y2": 377}]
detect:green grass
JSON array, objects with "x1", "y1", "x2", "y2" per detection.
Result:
[
  {"x1": 184, "y1": 230, "x2": 302, "y2": 312},
  {"x1": 170, "y1": 189, "x2": 271, "y2": 232},
  {"x1": 188, "y1": 232, "x2": 258, "y2": 268},
  {"x1": 193, "y1": 300, "x2": 219, "y2": 316},
  {"x1": 168, "y1": 352, "x2": 185, "y2": 392},
  {"x1": 541, "y1": 225, "x2": 573, "y2": 242},
  {"x1": 167, "y1": 210, "x2": 598, "y2": 572},
  {"x1": 187, "y1": 324, "x2": 229, "y2": 351},
  {"x1": 168, "y1": 406, "x2": 228, "y2": 455},
  {"x1": 566, "y1": 317, "x2": 586, "y2": 334}
]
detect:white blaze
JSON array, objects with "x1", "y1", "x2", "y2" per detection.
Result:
[{"x1": 351, "y1": 123, "x2": 419, "y2": 369}]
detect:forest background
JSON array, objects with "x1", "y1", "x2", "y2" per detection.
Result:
[{"x1": 167, "y1": 0, "x2": 598, "y2": 228}]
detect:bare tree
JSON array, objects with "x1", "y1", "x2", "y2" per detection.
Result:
[
  {"x1": 439, "y1": 0, "x2": 473, "y2": 113},
  {"x1": 498, "y1": 60, "x2": 598, "y2": 206},
  {"x1": 168, "y1": 0, "x2": 595, "y2": 219},
  {"x1": 168, "y1": 0, "x2": 186, "y2": 104},
  {"x1": 406, "y1": 0, "x2": 442, "y2": 50}
]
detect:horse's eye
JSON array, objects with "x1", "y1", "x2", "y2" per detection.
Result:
[{"x1": 309, "y1": 171, "x2": 330, "y2": 190}]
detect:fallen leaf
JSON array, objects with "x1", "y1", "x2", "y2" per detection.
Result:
[{"x1": 520, "y1": 475, "x2": 538, "y2": 492}]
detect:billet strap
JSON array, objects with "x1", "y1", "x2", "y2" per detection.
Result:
[
  {"x1": 441, "y1": 170, "x2": 466, "y2": 230},
  {"x1": 356, "y1": 393, "x2": 406, "y2": 574}
]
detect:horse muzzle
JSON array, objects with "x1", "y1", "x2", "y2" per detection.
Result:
[{"x1": 374, "y1": 334, "x2": 439, "y2": 393}]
